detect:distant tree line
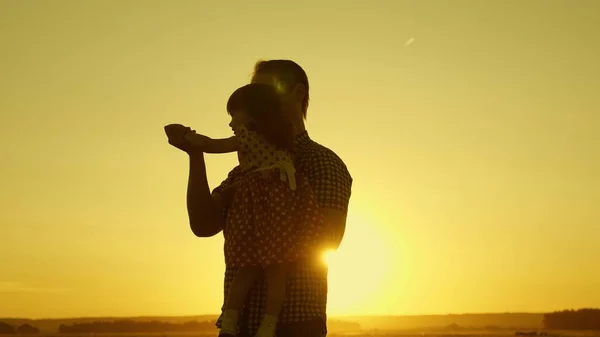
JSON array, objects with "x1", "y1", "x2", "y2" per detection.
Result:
[
  {"x1": 58, "y1": 320, "x2": 216, "y2": 333},
  {"x1": 0, "y1": 323, "x2": 40, "y2": 334},
  {"x1": 543, "y1": 309, "x2": 600, "y2": 330},
  {"x1": 327, "y1": 319, "x2": 361, "y2": 332}
]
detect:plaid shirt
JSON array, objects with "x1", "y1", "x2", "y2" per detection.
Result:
[{"x1": 213, "y1": 131, "x2": 353, "y2": 337}]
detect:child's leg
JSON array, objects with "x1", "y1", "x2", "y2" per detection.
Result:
[
  {"x1": 255, "y1": 263, "x2": 288, "y2": 337},
  {"x1": 220, "y1": 266, "x2": 261, "y2": 336}
]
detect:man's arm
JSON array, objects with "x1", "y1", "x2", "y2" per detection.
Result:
[
  {"x1": 322, "y1": 208, "x2": 348, "y2": 250},
  {"x1": 186, "y1": 152, "x2": 224, "y2": 237},
  {"x1": 164, "y1": 124, "x2": 238, "y2": 237},
  {"x1": 307, "y1": 150, "x2": 353, "y2": 251}
]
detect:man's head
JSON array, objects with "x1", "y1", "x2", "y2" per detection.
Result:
[{"x1": 251, "y1": 60, "x2": 309, "y2": 122}]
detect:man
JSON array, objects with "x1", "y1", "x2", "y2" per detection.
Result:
[{"x1": 166, "y1": 60, "x2": 352, "y2": 337}]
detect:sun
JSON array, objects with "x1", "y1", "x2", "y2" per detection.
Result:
[
  {"x1": 322, "y1": 213, "x2": 390, "y2": 315},
  {"x1": 321, "y1": 249, "x2": 335, "y2": 266}
]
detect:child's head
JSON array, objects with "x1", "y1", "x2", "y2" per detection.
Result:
[{"x1": 226, "y1": 83, "x2": 295, "y2": 151}]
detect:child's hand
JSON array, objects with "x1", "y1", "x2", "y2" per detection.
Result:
[
  {"x1": 164, "y1": 124, "x2": 196, "y2": 153},
  {"x1": 164, "y1": 123, "x2": 191, "y2": 139}
]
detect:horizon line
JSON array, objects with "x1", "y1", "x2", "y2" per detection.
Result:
[{"x1": 0, "y1": 311, "x2": 560, "y2": 321}]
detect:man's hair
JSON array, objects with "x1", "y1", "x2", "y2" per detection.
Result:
[
  {"x1": 253, "y1": 59, "x2": 310, "y2": 118},
  {"x1": 226, "y1": 83, "x2": 295, "y2": 152}
]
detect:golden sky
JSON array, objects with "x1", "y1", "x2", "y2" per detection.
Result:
[{"x1": 1, "y1": 0, "x2": 599, "y2": 319}]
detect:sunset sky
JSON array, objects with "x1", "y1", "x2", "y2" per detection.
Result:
[{"x1": 1, "y1": 0, "x2": 599, "y2": 319}]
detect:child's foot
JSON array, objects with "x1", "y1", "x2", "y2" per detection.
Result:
[{"x1": 220, "y1": 309, "x2": 239, "y2": 337}]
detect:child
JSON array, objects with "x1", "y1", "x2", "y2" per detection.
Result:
[{"x1": 178, "y1": 83, "x2": 324, "y2": 337}]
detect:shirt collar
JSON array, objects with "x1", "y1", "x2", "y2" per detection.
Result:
[{"x1": 294, "y1": 130, "x2": 311, "y2": 147}]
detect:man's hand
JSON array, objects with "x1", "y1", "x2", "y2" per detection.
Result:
[{"x1": 164, "y1": 124, "x2": 198, "y2": 153}]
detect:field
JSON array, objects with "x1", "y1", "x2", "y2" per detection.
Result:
[
  {"x1": 2, "y1": 314, "x2": 599, "y2": 337},
  {"x1": 7, "y1": 331, "x2": 600, "y2": 337}
]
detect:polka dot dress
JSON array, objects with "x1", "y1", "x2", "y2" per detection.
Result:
[{"x1": 223, "y1": 125, "x2": 324, "y2": 267}]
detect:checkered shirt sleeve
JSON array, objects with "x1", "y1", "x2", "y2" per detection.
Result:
[{"x1": 301, "y1": 148, "x2": 353, "y2": 212}]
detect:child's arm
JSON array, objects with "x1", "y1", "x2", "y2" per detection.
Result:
[{"x1": 184, "y1": 132, "x2": 239, "y2": 154}]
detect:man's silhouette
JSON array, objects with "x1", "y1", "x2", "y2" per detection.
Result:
[{"x1": 168, "y1": 60, "x2": 352, "y2": 337}]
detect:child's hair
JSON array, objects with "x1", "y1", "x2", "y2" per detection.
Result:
[{"x1": 226, "y1": 83, "x2": 295, "y2": 152}]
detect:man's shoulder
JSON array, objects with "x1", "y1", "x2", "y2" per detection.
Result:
[
  {"x1": 297, "y1": 138, "x2": 353, "y2": 212},
  {"x1": 298, "y1": 139, "x2": 352, "y2": 179},
  {"x1": 211, "y1": 165, "x2": 244, "y2": 194}
]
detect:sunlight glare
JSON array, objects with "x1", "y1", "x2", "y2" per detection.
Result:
[
  {"x1": 322, "y1": 249, "x2": 335, "y2": 266},
  {"x1": 326, "y1": 212, "x2": 391, "y2": 315}
]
